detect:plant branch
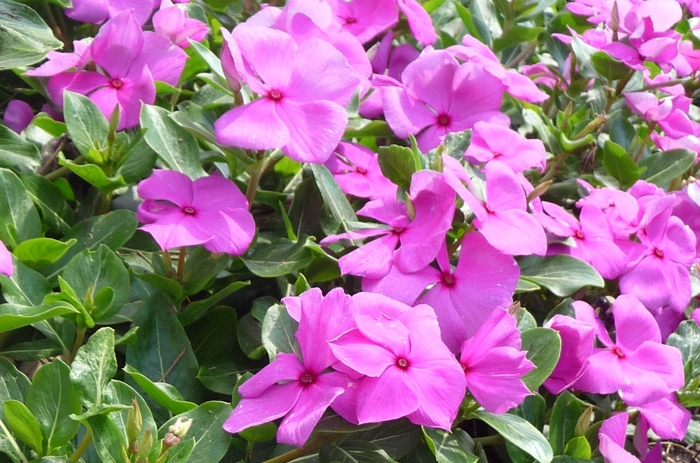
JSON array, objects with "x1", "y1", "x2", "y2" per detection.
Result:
[{"x1": 69, "y1": 428, "x2": 93, "y2": 463}]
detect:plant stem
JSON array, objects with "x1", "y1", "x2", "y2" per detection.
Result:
[
  {"x1": 45, "y1": 155, "x2": 85, "y2": 181},
  {"x1": 633, "y1": 121, "x2": 656, "y2": 162},
  {"x1": 69, "y1": 428, "x2": 93, "y2": 463},
  {"x1": 38, "y1": 136, "x2": 67, "y2": 175},
  {"x1": 68, "y1": 325, "x2": 87, "y2": 365},
  {"x1": 262, "y1": 435, "x2": 328, "y2": 463},
  {"x1": 176, "y1": 247, "x2": 187, "y2": 283}
]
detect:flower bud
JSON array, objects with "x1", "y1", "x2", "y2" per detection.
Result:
[{"x1": 127, "y1": 399, "x2": 142, "y2": 443}]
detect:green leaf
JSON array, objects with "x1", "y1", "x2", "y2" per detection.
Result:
[
  {"x1": 122, "y1": 364, "x2": 197, "y2": 415},
  {"x1": 188, "y1": 40, "x2": 224, "y2": 78},
  {"x1": 63, "y1": 92, "x2": 109, "y2": 161},
  {"x1": 62, "y1": 245, "x2": 130, "y2": 322},
  {"x1": 125, "y1": 292, "x2": 202, "y2": 409},
  {"x1": 115, "y1": 133, "x2": 158, "y2": 183},
  {"x1": 0, "y1": 167, "x2": 41, "y2": 247},
  {"x1": 238, "y1": 422, "x2": 277, "y2": 444},
  {"x1": 19, "y1": 173, "x2": 76, "y2": 235},
  {"x1": 86, "y1": 414, "x2": 128, "y2": 463},
  {"x1": 602, "y1": 140, "x2": 641, "y2": 189},
  {"x1": 13, "y1": 238, "x2": 76, "y2": 268},
  {"x1": 69, "y1": 327, "x2": 117, "y2": 409},
  {"x1": 344, "y1": 120, "x2": 394, "y2": 138},
  {"x1": 197, "y1": 360, "x2": 249, "y2": 395},
  {"x1": 521, "y1": 328, "x2": 562, "y2": 391},
  {"x1": 548, "y1": 391, "x2": 583, "y2": 455},
  {"x1": 26, "y1": 360, "x2": 81, "y2": 453},
  {"x1": 179, "y1": 281, "x2": 249, "y2": 326},
  {"x1": 236, "y1": 312, "x2": 265, "y2": 360},
  {"x1": 3, "y1": 400, "x2": 43, "y2": 454},
  {"x1": 519, "y1": 255, "x2": 604, "y2": 297},
  {"x1": 377, "y1": 145, "x2": 418, "y2": 190},
  {"x1": 165, "y1": 437, "x2": 196, "y2": 463},
  {"x1": 47, "y1": 209, "x2": 137, "y2": 278},
  {"x1": 158, "y1": 402, "x2": 233, "y2": 463},
  {"x1": 506, "y1": 394, "x2": 547, "y2": 462},
  {"x1": 423, "y1": 427, "x2": 479, "y2": 463},
  {"x1": 0, "y1": 125, "x2": 40, "y2": 169},
  {"x1": 0, "y1": 302, "x2": 78, "y2": 333},
  {"x1": 186, "y1": 306, "x2": 241, "y2": 364},
  {"x1": 58, "y1": 154, "x2": 127, "y2": 192},
  {"x1": 0, "y1": 260, "x2": 51, "y2": 306},
  {"x1": 590, "y1": 51, "x2": 632, "y2": 82},
  {"x1": 338, "y1": 419, "x2": 421, "y2": 459},
  {"x1": 667, "y1": 320, "x2": 700, "y2": 385},
  {"x1": 639, "y1": 148, "x2": 695, "y2": 187},
  {"x1": 103, "y1": 380, "x2": 158, "y2": 448},
  {"x1": 1, "y1": 338, "x2": 63, "y2": 360},
  {"x1": 493, "y1": 25, "x2": 543, "y2": 52},
  {"x1": 0, "y1": 0, "x2": 62, "y2": 70},
  {"x1": 319, "y1": 440, "x2": 399, "y2": 463},
  {"x1": 564, "y1": 437, "x2": 591, "y2": 460},
  {"x1": 261, "y1": 303, "x2": 299, "y2": 360},
  {"x1": 0, "y1": 358, "x2": 30, "y2": 415},
  {"x1": 243, "y1": 237, "x2": 314, "y2": 277},
  {"x1": 140, "y1": 105, "x2": 206, "y2": 179},
  {"x1": 310, "y1": 164, "x2": 358, "y2": 227},
  {"x1": 476, "y1": 410, "x2": 553, "y2": 463},
  {"x1": 454, "y1": 2, "x2": 485, "y2": 42}
]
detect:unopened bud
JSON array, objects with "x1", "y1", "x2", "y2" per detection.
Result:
[
  {"x1": 162, "y1": 432, "x2": 181, "y2": 449},
  {"x1": 168, "y1": 417, "x2": 193, "y2": 439},
  {"x1": 137, "y1": 428, "x2": 153, "y2": 460},
  {"x1": 127, "y1": 399, "x2": 142, "y2": 443}
]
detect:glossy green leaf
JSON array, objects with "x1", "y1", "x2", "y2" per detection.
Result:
[
  {"x1": 123, "y1": 364, "x2": 197, "y2": 415},
  {"x1": 13, "y1": 238, "x2": 76, "y2": 268},
  {"x1": 103, "y1": 380, "x2": 158, "y2": 444},
  {"x1": 165, "y1": 437, "x2": 196, "y2": 463},
  {"x1": 243, "y1": 237, "x2": 314, "y2": 277},
  {"x1": 0, "y1": 358, "x2": 30, "y2": 418},
  {"x1": 639, "y1": 148, "x2": 695, "y2": 187},
  {"x1": 338, "y1": 419, "x2": 421, "y2": 459},
  {"x1": 0, "y1": 260, "x2": 51, "y2": 306},
  {"x1": 423, "y1": 427, "x2": 479, "y2": 463},
  {"x1": 549, "y1": 391, "x2": 583, "y2": 455},
  {"x1": 236, "y1": 312, "x2": 265, "y2": 360},
  {"x1": 0, "y1": 302, "x2": 78, "y2": 333},
  {"x1": 261, "y1": 303, "x2": 299, "y2": 360},
  {"x1": 115, "y1": 133, "x2": 158, "y2": 183},
  {"x1": 564, "y1": 437, "x2": 591, "y2": 459},
  {"x1": 506, "y1": 394, "x2": 547, "y2": 462},
  {"x1": 0, "y1": 125, "x2": 40, "y2": 169},
  {"x1": 3, "y1": 400, "x2": 43, "y2": 455},
  {"x1": 125, "y1": 292, "x2": 202, "y2": 408},
  {"x1": 521, "y1": 328, "x2": 561, "y2": 391},
  {"x1": 140, "y1": 105, "x2": 206, "y2": 179},
  {"x1": 1, "y1": 339, "x2": 63, "y2": 360},
  {"x1": 19, "y1": 173, "x2": 76, "y2": 235},
  {"x1": 158, "y1": 402, "x2": 233, "y2": 463},
  {"x1": 519, "y1": 255, "x2": 604, "y2": 297},
  {"x1": 26, "y1": 360, "x2": 81, "y2": 453},
  {"x1": 179, "y1": 281, "x2": 249, "y2": 326},
  {"x1": 602, "y1": 140, "x2": 641, "y2": 189},
  {"x1": 319, "y1": 440, "x2": 399, "y2": 463},
  {"x1": 377, "y1": 145, "x2": 418, "y2": 191},
  {"x1": 197, "y1": 360, "x2": 249, "y2": 395},
  {"x1": 69, "y1": 327, "x2": 117, "y2": 409},
  {"x1": 0, "y1": 0, "x2": 62, "y2": 70},
  {"x1": 58, "y1": 154, "x2": 127, "y2": 192},
  {"x1": 0, "y1": 168, "x2": 41, "y2": 247},
  {"x1": 63, "y1": 92, "x2": 109, "y2": 161},
  {"x1": 310, "y1": 164, "x2": 358, "y2": 227},
  {"x1": 238, "y1": 422, "x2": 277, "y2": 444},
  {"x1": 86, "y1": 414, "x2": 128, "y2": 463},
  {"x1": 186, "y1": 306, "x2": 241, "y2": 364},
  {"x1": 590, "y1": 51, "x2": 632, "y2": 82},
  {"x1": 62, "y1": 245, "x2": 129, "y2": 322},
  {"x1": 476, "y1": 410, "x2": 553, "y2": 463}
]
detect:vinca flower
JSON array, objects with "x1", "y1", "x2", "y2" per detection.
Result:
[
  {"x1": 0, "y1": 241, "x2": 12, "y2": 277},
  {"x1": 136, "y1": 170, "x2": 255, "y2": 256}
]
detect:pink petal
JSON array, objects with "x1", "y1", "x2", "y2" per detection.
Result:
[
  {"x1": 0, "y1": 241, "x2": 13, "y2": 277},
  {"x1": 338, "y1": 233, "x2": 398, "y2": 278},
  {"x1": 355, "y1": 366, "x2": 421, "y2": 423},
  {"x1": 362, "y1": 264, "x2": 438, "y2": 305},
  {"x1": 612, "y1": 294, "x2": 661, "y2": 348},
  {"x1": 329, "y1": 328, "x2": 395, "y2": 377},
  {"x1": 215, "y1": 99, "x2": 290, "y2": 150},
  {"x1": 402, "y1": 49, "x2": 458, "y2": 114},
  {"x1": 407, "y1": 362, "x2": 466, "y2": 429},
  {"x1": 90, "y1": 11, "x2": 144, "y2": 79},
  {"x1": 397, "y1": 0, "x2": 437, "y2": 46},
  {"x1": 139, "y1": 213, "x2": 213, "y2": 250},
  {"x1": 224, "y1": 382, "x2": 302, "y2": 433},
  {"x1": 233, "y1": 26, "x2": 296, "y2": 90},
  {"x1": 3, "y1": 100, "x2": 33, "y2": 133},
  {"x1": 137, "y1": 170, "x2": 194, "y2": 206},
  {"x1": 195, "y1": 209, "x2": 256, "y2": 256},
  {"x1": 381, "y1": 85, "x2": 436, "y2": 138},
  {"x1": 239, "y1": 353, "x2": 306, "y2": 397},
  {"x1": 136, "y1": 32, "x2": 188, "y2": 86}
]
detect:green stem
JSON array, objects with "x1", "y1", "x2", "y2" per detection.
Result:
[
  {"x1": 69, "y1": 428, "x2": 93, "y2": 463},
  {"x1": 245, "y1": 159, "x2": 264, "y2": 210},
  {"x1": 68, "y1": 325, "x2": 87, "y2": 366},
  {"x1": 45, "y1": 155, "x2": 85, "y2": 181},
  {"x1": 38, "y1": 136, "x2": 66, "y2": 175},
  {"x1": 472, "y1": 434, "x2": 505, "y2": 446},
  {"x1": 0, "y1": 418, "x2": 28, "y2": 463},
  {"x1": 633, "y1": 121, "x2": 656, "y2": 162},
  {"x1": 262, "y1": 435, "x2": 329, "y2": 463},
  {"x1": 176, "y1": 247, "x2": 186, "y2": 284}
]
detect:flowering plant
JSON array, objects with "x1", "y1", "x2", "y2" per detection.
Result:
[{"x1": 1, "y1": 0, "x2": 700, "y2": 461}]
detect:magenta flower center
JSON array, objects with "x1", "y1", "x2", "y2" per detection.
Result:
[
  {"x1": 611, "y1": 346, "x2": 625, "y2": 359},
  {"x1": 355, "y1": 167, "x2": 367, "y2": 175},
  {"x1": 441, "y1": 272, "x2": 456, "y2": 287},
  {"x1": 344, "y1": 16, "x2": 357, "y2": 24},
  {"x1": 182, "y1": 206, "x2": 196, "y2": 215},
  {"x1": 395, "y1": 357, "x2": 410, "y2": 370},
  {"x1": 653, "y1": 248, "x2": 664, "y2": 258},
  {"x1": 268, "y1": 89, "x2": 283, "y2": 101},
  {"x1": 436, "y1": 113, "x2": 451, "y2": 127},
  {"x1": 299, "y1": 372, "x2": 315, "y2": 385},
  {"x1": 109, "y1": 78, "x2": 124, "y2": 89},
  {"x1": 574, "y1": 230, "x2": 585, "y2": 240},
  {"x1": 393, "y1": 227, "x2": 405, "y2": 235}
]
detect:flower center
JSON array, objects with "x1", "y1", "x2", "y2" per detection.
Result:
[
  {"x1": 355, "y1": 167, "x2": 367, "y2": 174},
  {"x1": 395, "y1": 357, "x2": 410, "y2": 370},
  {"x1": 182, "y1": 206, "x2": 196, "y2": 215},
  {"x1": 345, "y1": 16, "x2": 357, "y2": 24},
  {"x1": 653, "y1": 248, "x2": 664, "y2": 258},
  {"x1": 268, "y1": 89, "x2": 283, "y2": 101},
  {"x1": 611, "y1": 346, "x2": 625, "y2": 359},
  {"x1": 436, "y1": 113, "x2": 451, "y2": 127},
  {"x1": 574, "y1": 230, "x2": 585, "y2": 240},
  {"x1": 109, "y1": 78, "x2": 124, "y2": 89},
  {"x1": 393, "y1": 227, "x2": 405, "y2": 235},
  {"x1": 299, "y1": 372, "x2": 314, "y2": 385},
  {"x1": 441, "y1": 272, "x2": 455, "y2": 287},
  {"x1": 461, "y1": 362, "x2": 469, "y2": 373}
]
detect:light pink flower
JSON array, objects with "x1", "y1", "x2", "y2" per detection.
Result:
[
  {"x1": 324, "y1": 143, "x2": 397, "y2": 200},
  {"x1": 136, "y1": 170, "x2": 255, "y2": 256},
  {"x1": 153, "y1": 0, "x2": 209, "y2": 48},
  {"x1": 0, "y1": 241, "x2": 12, "y2": 277},
  {"x1": 465, "y1": 121, "x2": 547, "y2": 173},
  {"x1": 599, "y1": 413, "x2": 662, "y2": 463}
]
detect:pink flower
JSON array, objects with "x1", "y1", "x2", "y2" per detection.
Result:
[
  {"x1": 3, "y1": 100, "x2": 33, "y2": 134},
  {"x1": 153, "y1": 0, "x2": 209, "y2": 48},
  {"x1": 464, "y1": 121, "x2": 546, "y2": 173},
  {"x1": 599, "y1": 413, "x2": 662, "y2": 463},
  {"x1": 329, "y1": 293, "x2": 466, "y2": 429},
  {"x1": 324, "y1": 143, "x2": 397, "y2": 200},
  {"x1": 327, "y1": 0, "x2": 398, "y2": 43},
  {"x1": 459, "y1": 308, "x2": 534, "y2": 413},
  {"x1": 65, "y1": 0, "x2": 158, "y2": 25},
  {"x1": 136, "y1": 170, "x2": 255, "y2": 256},
  {"x1": 381, "y1": 48, "x2": 505, "y2": 152},
  {"x1": 224, "y1": 288, "x2": 355, "y2": 447},
  {"x1": 214, "y1": 26, "x2": 360, "y2": 163},
  {"x1": 544, "y1": 314, "x2": 594, "y2": 394},
  {"x1": 0, "y1": 241, "x2": 12, "y2": 277},
  {"x1": 572, "y1": 296, "x2": 684, "y2": 406}
]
